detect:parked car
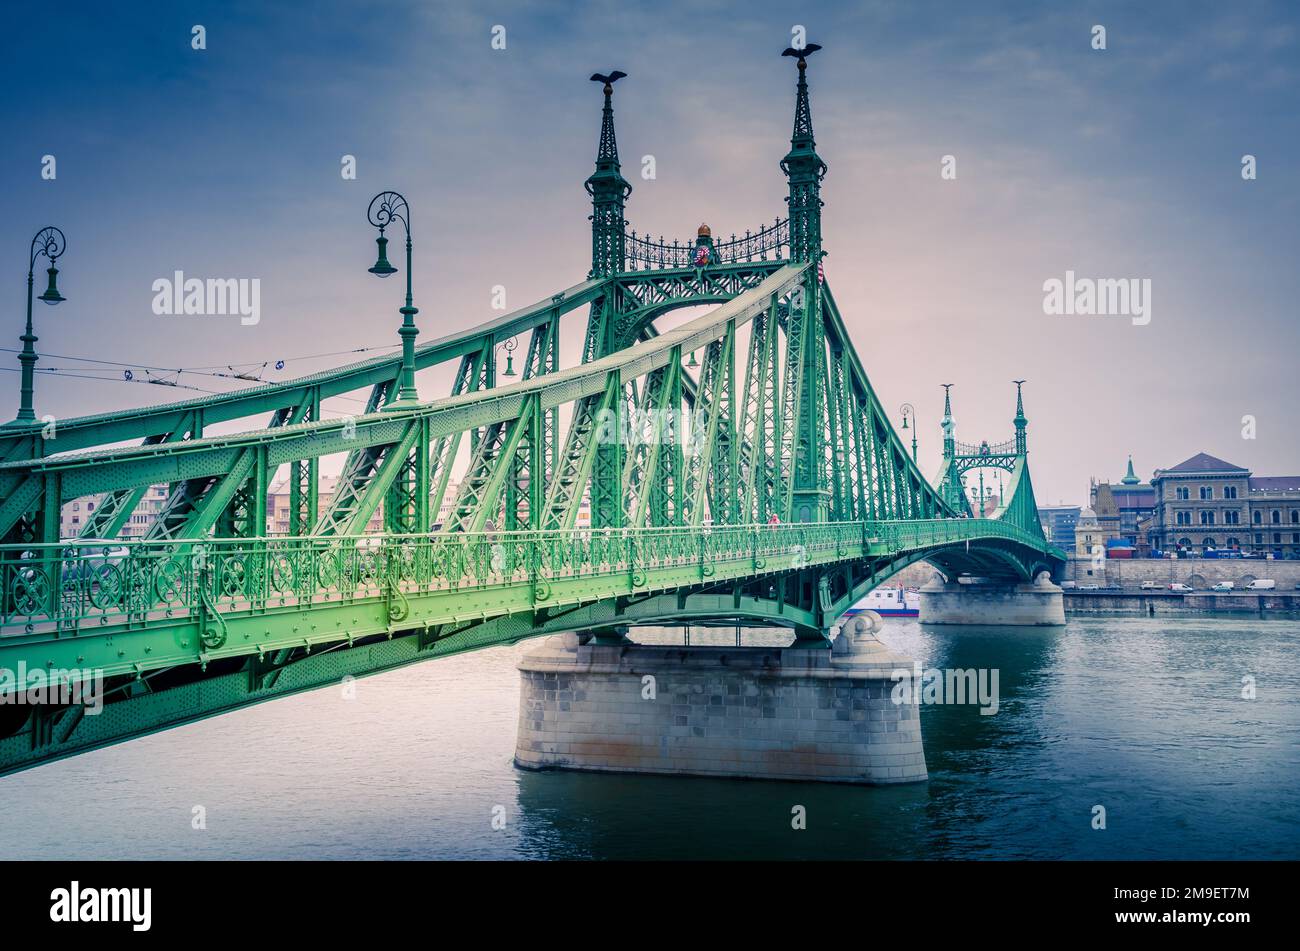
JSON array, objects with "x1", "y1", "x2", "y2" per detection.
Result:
[
  {"x1": 1140, "y1": 580, "x2": 1161, "y2": 590},
  {"x1": 1245, "y1": 579, "x2": 1276, "y2": 591},
  {"x1": 1169, "y1": 583, "x2": 1194, "y2": 593},
  {"x1": 1078, "y1": 583, "x2": 1100, "y2": 591},
  {"x1": 1210, "y1": 581, "x2": 1234, "y2": 591},
  {"x1": 1059, "y1": 581, "x2": 1077, "y2": 590}
]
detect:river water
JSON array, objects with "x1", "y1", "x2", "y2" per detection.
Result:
[{"x1": 2, "y1": 616, "x2": 1296, "y2": 860}]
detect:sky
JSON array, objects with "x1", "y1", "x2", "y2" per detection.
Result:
[{"x1": 1, "y1": 0, "x2": 1297, "y2": 506}]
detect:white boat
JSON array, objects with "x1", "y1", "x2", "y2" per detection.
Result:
[{"x1": 844, "y1": 585, "x2": 919, "y2": 619}]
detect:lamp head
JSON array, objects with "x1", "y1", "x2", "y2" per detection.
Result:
[
  {"x1": 368, "y1": 233, "x2": 397, "y2": 277},
  {"x1": 38, "y1": 265, "x2": 65, "y2": 304}
]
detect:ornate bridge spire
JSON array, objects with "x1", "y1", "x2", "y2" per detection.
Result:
[
  {"x1": 585, "y1": 71, "x2": 631, "y2": 278},
  {"x1": 780, "y1": 43, "x2": 827, "y2": 263},
  {"x1": 941, "y1": 383, "x2": 955, "y2": 458},
  {"x1": 1012, "y1": 380, "x2": 1028, "y2": 455},
  {"x1": 780, "y1": 43, "x2": 832, "y2": 522}
]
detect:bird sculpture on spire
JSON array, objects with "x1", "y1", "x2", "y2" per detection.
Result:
[
  {"x1": 589, "y1": 70, "x2": 627, "y2": 94},
  {"x1": 781, "y1": 42, "x2": 822, "y2": 66}
]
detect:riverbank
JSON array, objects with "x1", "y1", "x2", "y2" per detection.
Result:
[{"x1": 1064, "y1": 590, "x2": 1300, "y2": 617}]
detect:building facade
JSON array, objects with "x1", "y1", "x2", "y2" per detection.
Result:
[
  {"x1": 1089, "y1": 456, "x2": 1155, "y2": 552},
  {"x1": 1074, "y1": 505, "x2": 1103, "y2": 562},
  {"x1": 1148, "y1": 452, "x2": 1300, "y2": 557},
  {"x1": 60, "y1": 484, "x2": 171, "y2": 539},
  {"x1": 1038, "y1": 504, "x2": 1080, "y2": 550}
]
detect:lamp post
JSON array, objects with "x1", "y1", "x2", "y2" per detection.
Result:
[
  {"x1": 366, "y1": 192, "x2": 419, "y2": 408},
  {"x1": 899, "y1": 402, "x2": 918, "y2": 461},
  {"x1": 8, "y1": 227, "x2": 67, "y2": 427}
]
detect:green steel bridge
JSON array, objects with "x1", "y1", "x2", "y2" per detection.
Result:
[{"x1": 0, "y1": 49, "x2": 1064, "y2": 776}]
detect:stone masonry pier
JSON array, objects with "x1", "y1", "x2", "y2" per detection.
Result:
[
  {"x1": 514, "y1": 619, "x2": 927, "y2": 785},
  {"x1": 918, "y1": 573, "x2": 1065, "y2": 625}
]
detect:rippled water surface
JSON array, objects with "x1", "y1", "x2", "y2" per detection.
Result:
[{"x1": 2, "y1": 617, "x2": 1296, "y2": 860}]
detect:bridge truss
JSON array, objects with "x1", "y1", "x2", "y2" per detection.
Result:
[{"x1": 0, "y1": 49, "x2": 1064, "y2": 775}]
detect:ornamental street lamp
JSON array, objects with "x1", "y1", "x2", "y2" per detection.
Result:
[
  {"x1": 899, "y1": 402, "x2": 918, "y2": 461},
  {"x1": 366, "y1": 192, "x2": 419, "y2": 408},
  {"x1": 497, "y1": 335, "x2": 518, "y2": 378},
  {"x1": 8, "y1": 227, "x2": 67, "y2": 426}
]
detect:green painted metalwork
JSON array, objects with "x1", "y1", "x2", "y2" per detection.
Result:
[{"x1": 0, "y1": 46, "x2": 1066, "y2": 776}]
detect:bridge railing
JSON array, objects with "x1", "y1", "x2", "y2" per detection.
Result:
[
  {"x1": 0, "y1": 517, "x2": 1052, "y2": 633},
  {"x1": 0, "y1": 523, "x2": 854, "y2": 632},
  {"x1": 624, "y1": 219, "x2": 790, "y2": 270},
  {"x1": 953, "y1": 438, "x2": 1016, "y2": 458}
]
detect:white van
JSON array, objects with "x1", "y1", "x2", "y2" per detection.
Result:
[
  {"x1": 1210, "y1": 581, "x2": 1234, "y2": 591},
  {"x1": 1245, "y1": 579, "x2": 1275, "y2": 591}
]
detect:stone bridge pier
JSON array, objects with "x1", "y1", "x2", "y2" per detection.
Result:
[
  {"x1": 917, "y1": 572, "x2": 1065, "y2": 625},
  {"x1": 514, "y1": 618, "x2": 928, "y2": 785}
]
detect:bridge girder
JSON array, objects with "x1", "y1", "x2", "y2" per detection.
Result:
[{"x1": 0, "y1": 47, "x2": 1071, "y2": 780}]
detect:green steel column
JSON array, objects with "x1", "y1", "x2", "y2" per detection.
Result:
[
  {"x1": 592, "y1": 370, "x2": 624, "y2": 529},
  {"x1": 528, "y1": 394, "x2": 543, "y2": 530},
  {"x1": 781, "y1": 45, "x2": 830, "y2": 523},
  {"x1": 252, "y1": 444, "x2": 268, "y2": 538},
  {"x1": 415, "y1": 417, "x2": 430, "y2": 533}
]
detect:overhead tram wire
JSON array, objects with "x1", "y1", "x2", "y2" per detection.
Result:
[
  {"x1": 0, "y1": 342, "x2": 402, "y2": 379},
  {"x1": 17, "y1": 367, "x2": 377, "y2": 410},
  {"x1": 0, "y1": 342, "x2": 406, "y2": 406},
  {"x1": 0, "y1": 366, "x2": 223, "y2": 395}
]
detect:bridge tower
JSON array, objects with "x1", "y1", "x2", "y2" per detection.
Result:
[
  {"x1": 585, "y1": 71, "x2": 631, "y2": 280},
  {"x1": 1013, "y1": 379, "x2": 1028, "y2": 456},
  {"x1": 939, "y1": 383, "x2": 964, "y2": 511},
  {"x1": 941, "y1": 383, "x2": 955, "y2": 457},
  {"x1": 583, "y1": 72, "x2": 631, "y2": 529},
  {"x1": 781, "y1": 43, "x2": 831, "y2": 523}
]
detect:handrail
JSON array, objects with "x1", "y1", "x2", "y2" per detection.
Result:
[{"x1": 0, "y1": 516, "x2": 1061, "y2": 633}]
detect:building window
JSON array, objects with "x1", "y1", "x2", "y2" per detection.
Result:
[
  {"x1": 1200, "y1": 486, "x2": 1213, "y2": 500},
  {"x1": 1176, "y1": 487, "x2": 1189, "y2": 500},
  {"x1": 1253, "y1": 511, "x2": 1262, "y2": 525},
  {"x1": 1199, "y1": 511, "x2": 1215, "y2": 525},
  {"x1": 1292, "y1": 511, "x2": 1299, "y2": 524},
  {"x1": 1225, "y1": 511, "x2": 1240, "y2": 525},
  {"x1": 1224, "y1": 486, "x2": 1238, "y2": 500},
  {"x1": 1227, "y1": 537, "x2": 1239, "y2": 548},
  {"x1": 1272, "y1": 510, "x2": 1281, "y2": 524},
  {"x1": 1255, "y1": 533, "x2": 1263, "y2": 544}
]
